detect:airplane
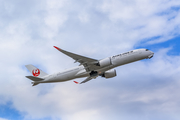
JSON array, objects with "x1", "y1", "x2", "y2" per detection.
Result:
[{"x1": 25, "y1": 46, "x2": 154, "y2": 86}]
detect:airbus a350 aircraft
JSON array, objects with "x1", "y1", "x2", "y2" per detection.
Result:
[{"x1": 25, "y1": 46, "x2": 154, "y2": 86}]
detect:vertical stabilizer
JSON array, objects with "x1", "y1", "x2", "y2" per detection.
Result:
[{"x1": 25, "y1": 64, "x2": 48, "y2": 78}]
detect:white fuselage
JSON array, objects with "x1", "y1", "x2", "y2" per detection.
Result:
[{"x1": 38, "y1": 49, "x2": 154, "y2": 84}]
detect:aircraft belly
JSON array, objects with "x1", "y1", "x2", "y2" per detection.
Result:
[
  {"x1": 75, "y1": 69, "x2": 89, "y2": 78},
  {"x1": 46, "y1": 76, "x2": 74, "y2": 83},
  {"x1": 43, "y1": 71, "x2": 79, "y2": 83},
  {"x1": 96, "y1": 65, "x2": 114, "y2": 73}
]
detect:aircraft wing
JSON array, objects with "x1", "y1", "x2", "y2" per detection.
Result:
[
  {"x1": 80, "y1": 76, "x2": 93, "y2": 84},
  {"x1": 54, "y1": 46, "x2": 99, "y2": 71},
  {"x1": 74, "y1": 76, "x2": 93, "y2": 84}
]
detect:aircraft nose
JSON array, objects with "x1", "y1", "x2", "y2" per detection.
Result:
[
  {"x1": 148, "y1": 51, "x2": 154, "y2": 59},
  {"x1": 150, "y1": 51, "x2": 154, "y2": 54}
]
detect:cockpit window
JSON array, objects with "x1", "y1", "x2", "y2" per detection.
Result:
[{"x1": 146, "y1": 49, "x2": 149, "y2": 51}]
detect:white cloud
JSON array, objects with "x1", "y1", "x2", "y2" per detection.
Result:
[
  {"x1": 0, "y1": 118, "x2": 8, "y2": 120},
  {"x1": 99, "y1": 0, "x2": 180, "y2": 45},
  {"x1": 44, "y1": 0, "x2": 69, "y2": 32},
  {"x1": 78, "y1": 12, "x2": 90, "y2": 23}
]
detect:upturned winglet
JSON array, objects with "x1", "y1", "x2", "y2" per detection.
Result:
[
  {"x1": 53, "y1": 46, "x2": 61, "y2": 51},
  {"x1": 73, "y1": 81, "x2": 79, "y2": 84}
]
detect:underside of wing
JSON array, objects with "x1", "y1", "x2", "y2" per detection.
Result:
[
  {"x1": 80, "y1": 76, "x2": 93, "y2": 84},
  {"x1": 73, "y1": 76, "x2": 94, "y2": 84},
  {"x1": 54, "y1": 46, "x2": 100, "y2": 71},
  {"x1": 26, "y1": 76, "x2": 43, "y2": 86}
]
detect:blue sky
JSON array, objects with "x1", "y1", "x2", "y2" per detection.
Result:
[
  {"x1": 136, "y1": 36, "x2": 180, "y2": 55},
  {"x1": 0, "y1": 0, "x2": 180, "y2": 120}
]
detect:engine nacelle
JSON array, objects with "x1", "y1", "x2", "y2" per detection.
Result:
[
  {"x1": 97, "y1": 57, "x2": 112, "y2": 67},
  {"x1": 102, "y1": 69, "x2": 117, "y2": 78}
]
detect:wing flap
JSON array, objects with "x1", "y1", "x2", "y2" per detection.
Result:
[{"x1": 80, "y1": 76, "x2": 93, "y2": 84}]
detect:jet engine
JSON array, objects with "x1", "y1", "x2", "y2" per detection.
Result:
[
  {"x1": 102, "y1": 69, "x2": 117, "y2": 78},
  {"x1": 96, "y1": 57, "x2": 112, "y2": 67}
]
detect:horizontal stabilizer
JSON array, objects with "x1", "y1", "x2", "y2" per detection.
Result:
[
  {"x1": 26, "y1": 76, "x2": 44, "y2": 81},
  {"x1": 32, "y1": 82, "x2": 39, "y2": 86}
]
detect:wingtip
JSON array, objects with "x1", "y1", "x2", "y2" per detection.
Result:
[
  {"x1": 73, "y1": 81, "x2": 79, "y2": 84},
  {"x1": 53, "y1": 46, "x2": 61, "y2": 50}
]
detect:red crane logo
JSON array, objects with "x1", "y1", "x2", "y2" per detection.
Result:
[{"x1": 32, "y1": 69, "x2": 40, "y2": 77}]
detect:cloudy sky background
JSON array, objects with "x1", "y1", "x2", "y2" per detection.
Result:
[{"x1": 0, "y1": 0, "x2": 180, "y2": 120}]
